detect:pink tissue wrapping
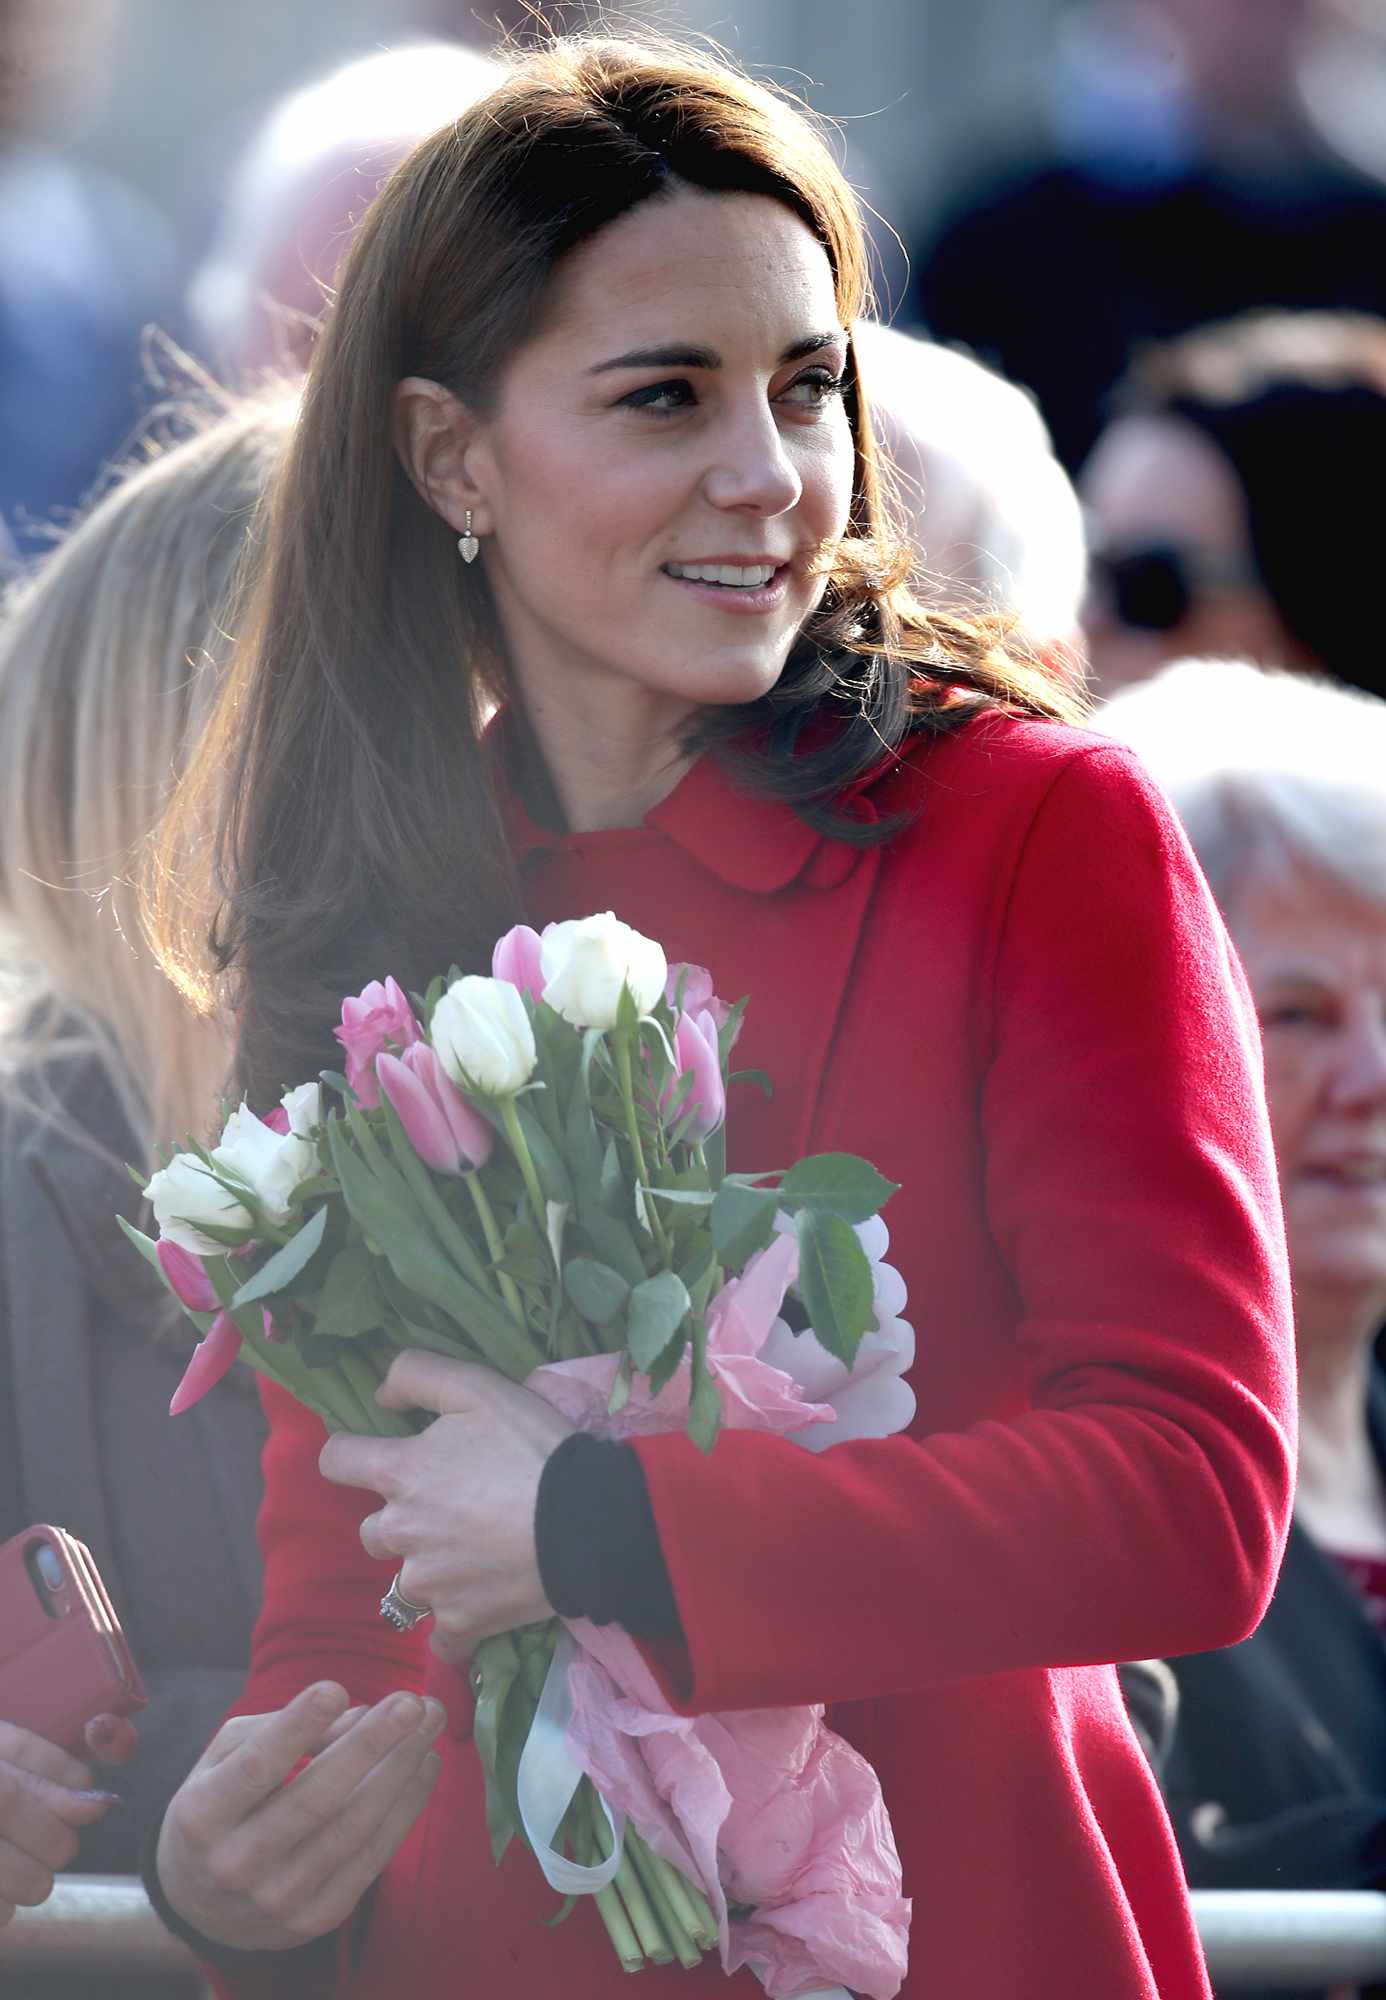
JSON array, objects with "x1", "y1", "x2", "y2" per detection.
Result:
[{"x1": 525, "y1": 1229, "x2": 912, "y2": 2000}]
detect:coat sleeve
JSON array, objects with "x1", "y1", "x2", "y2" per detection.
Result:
[
  {"x1": 226, "y1": 1378, "x2": 428, "y2": 1721},
  {"x1": 631, "y1": 743, "x2": 1297, "y2": 1712}
]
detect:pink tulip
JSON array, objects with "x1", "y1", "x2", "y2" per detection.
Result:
[
  {"x1": 377, "y1": 1044, "x2": 493, "y2": 1176},
  {"x1": 491, "y1": 923, "x2": 547, "y2": 1000},
  {"x1": 665, "y1": 962, "x2": 736, "y2": 1035},
  {"x1": 261, "y1": 1103, "x2": 291, "y2": 1135},
  {"x1": 663, "y1": 1008, "x2": 726, "y2": 1142},
  {"x1": 334, "y1": 976, "x2": 421, "y2": 1109},
  {"x1": 169, "y1": 1311, "x2": 243, "y2": 1415},
  {"x1": 156, "y1": 1237, "x2": 220, "y2": 1314}
]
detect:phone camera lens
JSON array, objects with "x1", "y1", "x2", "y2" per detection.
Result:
[{"x1": 35, "y1": 1544, "x2": 65, "y2": 1591}]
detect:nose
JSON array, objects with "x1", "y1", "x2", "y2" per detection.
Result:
[
  {"x1": 702, "y1": 399, "x2": 802, "y2": 517},
  {"x1": 1328, "y1": 1003, "x2": 1386, "y2": 1112}
]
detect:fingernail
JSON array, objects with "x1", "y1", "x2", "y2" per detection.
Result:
[
  {"x1": 76, "y1": 1790, "x2": 121, "y2": 1808},
  {"x1": 388, "y1": 1693, "x2": 423, "y2": 1726},
  {"x1": 309, "y1": 1685, "x2": 342, "y2": 1718},
  {"x1": 421, "y1": 1700, "x2": 447, "y2": 1737}
]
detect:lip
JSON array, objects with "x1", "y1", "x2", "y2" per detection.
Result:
[
  {"x1": 661, "y1": 558, "x2": 795, "y2": 616},
  {"x1": 1298, "y1": 1156, "x2": 1386, "y2": 1187}
]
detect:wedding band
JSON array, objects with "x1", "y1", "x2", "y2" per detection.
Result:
[{"x1": 379, "y1": 1573, "x2": 432, "y2": 1631}]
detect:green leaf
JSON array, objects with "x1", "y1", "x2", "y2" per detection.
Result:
[
  {"x1": 115, "y1": 1213, "x2": 161, "y2": 1271},
  {"x1": 575, "y1": 1208, "x2": 648, "y2": 1289},
  {"x1": 564, "y1": 1257, "x2": 631, "y2": 1326},
  {"x1": 625, "y1": 1270, "x2": 691, "y2": 1371},
  {"x1": 316, "y1": 1244, "x2": 387, "y2": 1338},
  {"x1": 616, "y1": 981, "x2": 640, "y2": 1037},
  {"x1": 717, "y1": 997, "x2": 749, "y2": 1065},
  {"x1": 710, "y1": 1181, "x2": 778, "y2": 1267},
  {"x1": 678, "y1": 1242, "x2": 720, "y2": 1317},
  {"x1": 317, "y1": 1069, "x2": 353, "y2": 1099},
  {"x1": 514, "y1": 1101, "x2": 575, "y2": 1209},
  {"x1": 647, "y1": 1327, "x2": 687, "y2": 1399},
  {"x1": 607, "y1": 1356, "x2": 632, "y2": 1417},
  {"x1": 598, "y1": 1138, "x2": 626, "y2": 1219},
  {"x1": 794, "y1": 1208, "x2": 876, "y2": 1369},
  {"x1": 778, "y1": 1152, "x2": 900, "y2": 1224},
  {"x1": 729, "y1": 1067, "x2": 773, "y2": 1100},
  {"x1": 687, "y1": 1317, "x2": 721, "y2": 1454},
  {"x1": 642, "y1": 1186, "x2": 715, "y2": 1208},
  {"x1": 231, "y1": 1205, "x2": 329, "y2": 1308}
]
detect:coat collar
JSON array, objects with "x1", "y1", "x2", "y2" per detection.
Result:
[{"x1": 496, "y1": 722, "x2": 901, "y2": 897}]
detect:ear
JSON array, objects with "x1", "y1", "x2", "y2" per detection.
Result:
[{"x1": 393, "y1": 377, "x2": 494, "y2": 537}]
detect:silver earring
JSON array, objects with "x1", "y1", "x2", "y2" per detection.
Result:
[{"x1": 458, "y1": 510, "x2": 479, "y2": 564}]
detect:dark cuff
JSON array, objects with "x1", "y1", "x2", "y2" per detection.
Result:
[
  {"x1": 535, "y1": 1434, "x2": 683, "y2": 1637},
  {"x1": 140, "y1": 1814, "x2": 343, "y2": 1985}
]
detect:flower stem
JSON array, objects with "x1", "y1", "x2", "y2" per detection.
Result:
[
  {"x1": 585, "y1": 1790, "x2": 672, "y2": 1965},
  {"x1": 499, "y1": 1095, "x2": 548, "y2": 1239},
  {"x1": 335, "y1": 1345, "x2": 415, "y2": 1436},
  {"x1": 614, "y1": 1032, "x2": 671, "y2": 1263},
  {"x1": 625, "y1": 1829, "x2": 705, "y2": 1969},
  {"x1": 642, "y1": 1839, "x2": 718, "y2": 1953},
  {"x1": 465, "y1": 1171, "x2": 526, "y2": 1324}
]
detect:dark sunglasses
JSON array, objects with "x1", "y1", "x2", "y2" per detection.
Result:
[{"x1": 1088, "y1": 543, "x2": 1257, "y2": 632}]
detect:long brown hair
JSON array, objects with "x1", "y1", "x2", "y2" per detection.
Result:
[{"x1": 148, "y1": 33, "x2": 1082, "y2": 1113}]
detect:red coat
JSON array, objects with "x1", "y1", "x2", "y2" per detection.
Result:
[{"x1": 218, "y1": 713, "x2": 1295, "y2": 1999}]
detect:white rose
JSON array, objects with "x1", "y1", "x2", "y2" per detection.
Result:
[
  {"x1": 431, "y1": 976, "x2": 537, "y2": 1096},
  {"x1": 145, "y1": 1150, "x2": 254, "y2": 1256},
  {"x1": 211, "y1": 1102, "x2": 320, "y2": 1229},
  {"x1": 540, "y1": 911, "x2": 668, "y2": 1030}
]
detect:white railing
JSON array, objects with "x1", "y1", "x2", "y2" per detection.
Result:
[{"x1": 3, "y1": 1879, "x2": 1386, "y2": 1991}]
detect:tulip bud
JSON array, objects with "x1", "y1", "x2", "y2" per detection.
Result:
[
  {"x1": 492, "y1": 924, "x2": 547, "y2": 1000},
  {"x1": 377, "y1": 1044, "x2": 494, "y2": 1175},
  {"x1": 664, "y1": 1008, "x2": 726, "y2": 1142},
  {"x1": 540, "y1": 911, "x2": 667, "y2": 1030},
  {"x1": 431, "y1": 976, "x2": 537, "y2": 1097}
]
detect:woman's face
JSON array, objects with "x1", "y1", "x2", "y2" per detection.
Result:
[
  {"x1": 1228, "y1": 854, "x2": 1386, "y2": 1327},
  {"x1": 462, "y1": 186, "x2": 855, "y2": 730},
  {"x1": 1079, "y1": 414, "x2": 1307, "y2": 698}
]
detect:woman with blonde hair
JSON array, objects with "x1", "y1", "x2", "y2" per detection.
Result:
[
  {"x1": 145, "y1": 34, "x2": 1292, "y2": 1999},
  {"x1": 0, "y1": 385, "x2": 294, "y2": 1929}
]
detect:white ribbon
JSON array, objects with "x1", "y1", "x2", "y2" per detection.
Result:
[
  {"x1": 517, "y1": 1631, "x2": 853, "y2": 2000},
  {"x1": 516, "y1": 1626, "x2": 625, "y2": 1895}
]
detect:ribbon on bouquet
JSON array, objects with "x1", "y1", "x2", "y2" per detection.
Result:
[
  {"x1": 516, "y1": 1625, "x2": 625, "y2": 1895},
  {"x1": 516, "y1": 1629, "x2": 853, "y2": 2000}
]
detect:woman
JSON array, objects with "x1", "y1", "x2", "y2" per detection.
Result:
[
  {"x1": 145, "y1": 36, "x2": 1294, "y2": 1999},
  {"x1": 1104, "y1": 658, "x2": 1386, "y2": 1999},
  {"x1": 1080, "y1": 309, "x2": 1386, "y2": 701},
  {"x1": 0, "y1": 386, "x2": 294, "y2": 1932}
]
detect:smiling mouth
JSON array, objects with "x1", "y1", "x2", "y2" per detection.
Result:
[{"x1": 663, "y1": 561, "x2": 785, "y2": 590}]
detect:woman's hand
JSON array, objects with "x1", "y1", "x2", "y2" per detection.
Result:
[
  {"x1": 319, "y1": 1351, "x2": 574, "y2": 1666},
  {"x1": 0, "y1": 1718, "x2": 128, "y2": 1927},
  {"x1": 155, "y1": 1682, "x2": 446, "y2": 1951}
]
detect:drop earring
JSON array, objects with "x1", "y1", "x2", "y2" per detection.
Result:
[{"x1": 458, "y1": 511, "x2": 479, "y2": 564}]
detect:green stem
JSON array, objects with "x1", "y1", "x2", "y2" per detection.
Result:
[
  {"x1": 614, "y1": 1032, "x2": 671, "y2": 1263},
  {"x1": 642, "y1": 1840, "x2": 718, "y2": 1953},
  {"x1": 465, "y1": 1171, "x2": 526, "y2": 1325},
  {"x1": 585, "y1": 1790, "x2": 672, "y2": 1965},
  {"x1": 499, "y1": 1095, "x2": 548, "y2": 1239},
  {"x1": 624, "y1": 1828, "x2": 703, "y2": 1969},
  {"x1": 336, "y1": 1345, "x2": 415, "y2": 1437}
]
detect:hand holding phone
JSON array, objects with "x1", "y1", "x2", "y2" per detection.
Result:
[
  {"x1": 0, "y1": 1524, "x2": 145, "y2": 1927},
  {"x1": 0, "y1": 1526, "x2": 146, "y2": 1757}
]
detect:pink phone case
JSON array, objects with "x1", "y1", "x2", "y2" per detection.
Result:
[{"x1": 0, "y1": 1525, "x2": 147, "y2": 1755}]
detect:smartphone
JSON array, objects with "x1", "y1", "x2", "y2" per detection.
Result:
[{"x1": 0, "y1": 1525, "x2": 147, "y2": 1757}]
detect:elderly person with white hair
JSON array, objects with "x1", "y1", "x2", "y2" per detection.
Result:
[{"x1": 1103, "y1": 660, "x2": 1386, "y2": 1954}]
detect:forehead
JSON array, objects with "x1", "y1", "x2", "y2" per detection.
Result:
[
  {"x1": 1229, "y1": 854, "x2": 1386, "y2": 981},
  {"x1": 1081, "y1": 414, "x2": 1250, "y2": 552},
  {"x1": 535, "y1": 186, "x2": 840, "y2": 357}
]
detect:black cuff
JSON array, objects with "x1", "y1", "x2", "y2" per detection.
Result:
[
  {"x1": 535, "y1": 1434, "x2": 683, "y2": 1638},
  {"x1": 140, "y1": 1813, "x2": 343, "y2": 1980}
]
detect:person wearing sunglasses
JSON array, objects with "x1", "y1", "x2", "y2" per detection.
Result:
[{"x1": 1080, "y1": 309, "x2": 1386, "y2": 700}]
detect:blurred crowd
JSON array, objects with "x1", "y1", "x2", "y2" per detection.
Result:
[{"x1": 2, "y1": 2, "x2": 1386, "y2": 1997}]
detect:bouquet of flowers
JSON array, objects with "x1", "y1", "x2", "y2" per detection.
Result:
[{"x1": 121, "y1": 913, "x2": 913, "y2": 1998}]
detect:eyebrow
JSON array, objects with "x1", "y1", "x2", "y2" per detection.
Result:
[{"x1": 588, "y1": 331, "x2": 846, "y2": 375}]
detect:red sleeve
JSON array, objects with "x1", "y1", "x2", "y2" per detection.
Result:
[
  {"x1": 227, "y1": 1378, "x2": 428, "y2": 1720},
  {"x1": 633, "y1": 743, "x2": 1297, "y2": 1712}
]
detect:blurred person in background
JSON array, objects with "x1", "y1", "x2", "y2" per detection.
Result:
[
  {"x1": 0, "y1": 0, "x2": 177, "y2": 562},
  {"x1": 854, "y1": 320, "x2": 1087, "y2": 668},
  {"x1": 909, "y1": 0, "x2": 1386, "y2": 472},
  {"x1": 0, "y1": 387, "x2": 294, "y2": 1956},
  {"x1": 1081, "y1": 309, "x2": 1386, "y2": 700},
  {"x1": 1104, "y1": 659, "x2": 1386, "y2": 2000},
  {"x1": 188, "y1": 40, "x2": 498, "y2": 384}
]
